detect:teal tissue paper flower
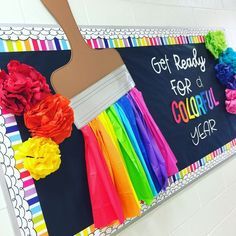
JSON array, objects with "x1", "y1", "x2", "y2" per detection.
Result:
[{"x1": 219, "y1": 48, "x2": 236, "y2": 73}]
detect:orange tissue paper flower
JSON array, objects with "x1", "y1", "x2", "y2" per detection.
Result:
[{"x1": 24, "y1": 94, "x2": 74, "y2": 144}]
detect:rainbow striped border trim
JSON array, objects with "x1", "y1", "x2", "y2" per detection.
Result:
[
  {"x1": 0, "y1": 26, "x2": 232, "y2": 236},
  {"x1": 170, "y1": 139, "x2": 236, "y2": 183},
  {"x1": 2, "y1": 109, "x2": 48, "y2": 236},
  {"x1": 0, "y1": 34, "x2": 204, "y2": 53}
]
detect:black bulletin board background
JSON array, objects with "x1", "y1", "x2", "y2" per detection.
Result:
[
  {"x1": 117, "y1": 44, "x2": 236, "y2": 169},
  {"x1": 0, "y1": 43, "x2": 235, "y2": 236}
]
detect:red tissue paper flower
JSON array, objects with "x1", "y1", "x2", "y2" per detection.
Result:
[
  {"x1": 0, "y1": 60, "x2": 51, "y2": 115},
  {"x1": 24, "y1": 94, "x2": 74, "y2": 144}
]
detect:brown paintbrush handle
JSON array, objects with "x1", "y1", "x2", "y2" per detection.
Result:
[
  {"x1": 41, "y1": 0, "x2": 125, "y2": 99},
  {"x1": 41, "y1": 0, "x2": 91, "y2": 56}
]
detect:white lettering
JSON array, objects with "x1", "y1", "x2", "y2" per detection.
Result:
[
  {"x1": 190, "y1": 119, "x2": 217, "y2": 146},
  {"x1": 151, "y1": 55, "x2": 172, "y2": 75},
  {"x1": 173, "y1": 48, "x2": 206, "y2": 72},
  {"x1": 170, "y1": 78, "x2": 192, "y2": 96}
]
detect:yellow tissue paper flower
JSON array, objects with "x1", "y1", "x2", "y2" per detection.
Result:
[{"x1": 15, "y1": 137, "x2": 61, "y2": 180}]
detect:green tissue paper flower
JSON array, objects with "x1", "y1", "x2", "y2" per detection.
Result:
[{"x1": 205, "y1": 30, "x2": 227, "y2": 59}]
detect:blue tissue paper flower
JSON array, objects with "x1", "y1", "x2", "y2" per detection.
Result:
[
  {"x1": 227, "y1": 75, "x2": 236, "y2": 90},
  {"x1": 215, "y1": 63, "x2": 235, "y2": 86}
]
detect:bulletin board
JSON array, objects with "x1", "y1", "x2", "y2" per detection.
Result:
[{"x1": 0, "y1": 25, "x2": 236, "y2": 236}]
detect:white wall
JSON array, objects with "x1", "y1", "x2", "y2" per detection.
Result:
[{"x1": 0, "y1": 1, "x2": 236, "y2": 236}]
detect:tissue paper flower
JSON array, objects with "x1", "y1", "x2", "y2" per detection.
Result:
[
  {"x1": 225, "y1": 99, "x2": 236, "y2": 114},
  {"x1": 15, "y1": 137, "x2": 61, "y2": 180},
  {"x1": 227, "y1": 75, "x2": 236, "y2": 90},
  {"x1": 215, "y1": 63, "x2": 235, "y2": 87},
  {"x1": 225, "y1": 88, "x2": 236, "y2": 100},
  {"x1": 219, "y1": 48, "x2": 236, "y2": 73},
  {"x1": 0, "y1": 60, "x2": 51, "y2": 115},
  {"x1": 205, "y1": 31, "x2": 227, "y2": 59},
  {"x1": 24, "y1": 94, "x2": 74, "y2": 144}
]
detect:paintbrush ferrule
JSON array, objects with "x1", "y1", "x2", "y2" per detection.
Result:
[{"x1": 70, "y1": 65, "x2": 135, "y2": 129}]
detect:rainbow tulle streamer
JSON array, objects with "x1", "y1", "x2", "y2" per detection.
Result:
[{"x1": 81, "y1": 87, "x2": 179, "y2": 228}]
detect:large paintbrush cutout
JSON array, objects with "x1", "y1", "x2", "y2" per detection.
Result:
[{"x1": 41, "y1": 0, "x2": 124, "y2": 99}]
